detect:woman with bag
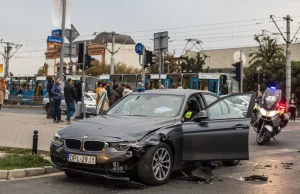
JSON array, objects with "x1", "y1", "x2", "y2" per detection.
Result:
[{"x1": 289, "y1": 93, "x2": 297, "y2": 121}]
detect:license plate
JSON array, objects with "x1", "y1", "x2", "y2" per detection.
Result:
[{"x1": 68, "y1": 154, "x2": 96, "y2": 165}]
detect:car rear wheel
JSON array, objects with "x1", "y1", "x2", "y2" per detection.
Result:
[
  {"x1": 222, "y1": 160, "x2": 240, "y2": 166},
  {"x1": 137, "y1": 142, "x2": 173, "y2": 185}
]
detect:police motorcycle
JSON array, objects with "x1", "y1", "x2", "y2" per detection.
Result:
[{"x1": 253, "y1": 87, "x2": 289, "y2": 145}]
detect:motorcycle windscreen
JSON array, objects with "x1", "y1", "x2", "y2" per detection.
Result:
[{"x1": 262, "y1": 88, "x2": 281, "y2": 109}]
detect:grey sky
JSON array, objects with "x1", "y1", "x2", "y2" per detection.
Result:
[{"x1": 1, "y1": 0, "x2": 300, "y2": 76}]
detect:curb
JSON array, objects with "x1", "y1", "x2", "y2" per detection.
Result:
[{"x1": 0, "y1": 166, "x2": 61, "y2": 180}]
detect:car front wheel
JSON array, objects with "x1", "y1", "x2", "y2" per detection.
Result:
[
  {"x1": 222, "y1": 160, "x2": 240, "y2": 166},
  {"x1": 137, "y1": 142, "x2": 173, "y2": 185}
]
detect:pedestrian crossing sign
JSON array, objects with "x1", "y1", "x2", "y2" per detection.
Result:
[{"x1": 0, "y1": 64, "x2": 3, "y2": 73}]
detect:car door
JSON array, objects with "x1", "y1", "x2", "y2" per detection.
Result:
[{"x1": 182, "y1": 92, "x2": 256, "y2": 161}]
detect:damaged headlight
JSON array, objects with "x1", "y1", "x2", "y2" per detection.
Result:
[
  {"x1": 110, "y1": 142, "x2": 139, "y2": 151},
  {"x1": 52, "y1": 133, "x2": 64, "y2": 146}
]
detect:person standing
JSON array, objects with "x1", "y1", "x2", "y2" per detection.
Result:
[
  {"x1": 118, "y1": 84, "x2": 125, "y2": 98},
  {"x1": 289, "y1": 93, "x2": 297, "y2": 121},
  {"x1": 95, "y1": 81, "x2": 102, "y2": 105},
  {"x1": 46, "y1": 77, "x2": 54, "y2": 119},
  {"x1": 109, "y1": 84, "x2": 120, "y2": 107},
  {"x1": 51, "y1": 77, "x2": 62, "y2": 123},
  {"x1": 97, "y1": 82, "x2": 109, "y2": 112},
  {"x1": 122, "y1": 84, "x2": 133, "y2": 97},
  {"x1": 0, "y1": 78, "x2": 6, "y2": 111},
  {"x1": 64, "y1": 78, "x2": 77, "y2": 124},
  {"x1": 106, "y1": 81, "x2": 112, "y2": 98}
]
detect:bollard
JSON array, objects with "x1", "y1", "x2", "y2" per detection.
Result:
[{"x1": 32, "y1": 130, "x2": 38, "y2": 155}]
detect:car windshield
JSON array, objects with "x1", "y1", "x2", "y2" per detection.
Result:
[{"x1": 106, "y1": 94, "x2": 184, "y2": 117}]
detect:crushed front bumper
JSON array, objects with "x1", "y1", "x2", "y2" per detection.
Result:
[{"x1": 50, "y1": 143, "x2": 139, "y2": 181}]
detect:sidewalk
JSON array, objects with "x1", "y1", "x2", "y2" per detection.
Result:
[{"x1": 0, "y1": 112, "x2": 67, "y2": 152}]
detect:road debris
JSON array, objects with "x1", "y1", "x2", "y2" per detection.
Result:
[
  {"x1": 282, "y1": 162, "x2": 293, "y2": 169},
  {"x1": 180, "y1": 167, "x2": 215, "y2": 184},
  {"x1": 243, "y1": 175, "x2": 268, "y2": 182}
]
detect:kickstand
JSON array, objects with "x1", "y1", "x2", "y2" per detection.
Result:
[{"x1": 272, "y1": 136, "x2": 278, "y2": 144}]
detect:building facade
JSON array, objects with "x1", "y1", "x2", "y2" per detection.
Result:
[
  {"x1": 185, "y1": 43, "x2": 300, "y2": 73},
  {"x1": 44, "y1": 32, "x2": 138, "y2": 76}
]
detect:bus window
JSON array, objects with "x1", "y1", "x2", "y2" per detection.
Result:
[
  {"x1": 167, "y1": 74, "x2": 182, "y2": 88},
  {"x1": 111, "y1": 75, "x2": 122, "y2": 86},
  {"x1": 123, "y1": 75, "x2": 137, "y2": 91},
  {"x1": 199, "y1": 79, "x2": 209, "y2": 91}
]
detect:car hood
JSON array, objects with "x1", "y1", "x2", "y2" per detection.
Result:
[{"x1": 58, "y1": 115, "x2": 176, "y2": 142}]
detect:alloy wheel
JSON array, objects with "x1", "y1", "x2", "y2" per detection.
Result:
[{"x1": 152, "y1": 148, "x2": 171, "y2": 181}]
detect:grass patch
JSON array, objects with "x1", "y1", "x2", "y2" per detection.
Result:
[
  {"x1": 0, "y1": 147, "x2": 31, "y2": 155},
  {"x1": 0, "y1": 154, "x2": 51, "y2": 170}
]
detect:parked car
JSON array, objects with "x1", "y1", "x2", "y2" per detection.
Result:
[
  {"x1": 42, "y1": 92, "x2": 97, "y2": 115},
  {"x1": 50, "y1": 89, "x2": 255, "y2": 185}
]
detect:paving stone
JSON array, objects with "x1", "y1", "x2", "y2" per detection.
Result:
[
  {"x1": 0, "y1": 170, "x2": 8, "y2": 180},
  {"x1": 24, "y1": 167, "x2": 45, "y2": 177},
  {"x1": 44, "y1": 166, "x2": 61, "y2": 174},
  {"x1": 7, "y1": 169, "x2": 25, "y2": 179}
]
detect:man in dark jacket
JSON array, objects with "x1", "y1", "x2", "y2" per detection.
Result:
[
  {"x1": 46, "y1": 77, "x2": 54, "y2": 119},
  {"x1": 107, "y1": 81, "x2": 112, "y2": 98},
  {"x1": 51, "y1": 77, "x2": 62, "y2": 123},
  {"x1": 109, "y1": 84, "x2": 120, "y2": 107},
  {"x1": 64, "y1": 78, "x2": 77, "y2": 124}
]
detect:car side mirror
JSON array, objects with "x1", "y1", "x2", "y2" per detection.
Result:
[
  {"x1": 241, "y1": 102, "x2": 247, "y2": 106},
  {"x1": 193, "y1": 110, "x2": 208, "y2": 122}
]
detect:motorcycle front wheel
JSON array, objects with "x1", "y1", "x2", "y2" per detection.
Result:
[{"x1": 256, "y1": 128, "x2": 272, "y2": 145}]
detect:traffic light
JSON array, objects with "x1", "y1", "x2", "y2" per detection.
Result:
[
  {"x1": 145, "y1": 50, "x2": 153, "y2": 67},
  {"x1": 78, "y1": 43, "x2": 84, "y2": 64},
  {"x1": 84, "y1": 54, "x2": 95, "y2": 70},
  {"x1": 258, "y1": 73, "x2": 264, "y2": 84},
  {"x1": 232, "y1": 62, "x2": 242, "y2": 82},
  {"x1": 253, "y1": 73, "x2": 258, "y2": 83}
]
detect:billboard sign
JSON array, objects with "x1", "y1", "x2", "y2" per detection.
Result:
[
  {"x1": 47, "y1": 36, "x2": 63, "y2": 46},
  {"x1": 51, "y1": 29, "x2": 62, "y2": 38}
]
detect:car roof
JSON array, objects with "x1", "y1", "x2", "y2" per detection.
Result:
[{"x1": 131, "y1": 89, "x2": 217, "y2": 97}]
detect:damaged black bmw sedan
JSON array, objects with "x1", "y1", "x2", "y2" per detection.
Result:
[{"x1": 50, "y1": 89, "x2": 256, "y2": 185}]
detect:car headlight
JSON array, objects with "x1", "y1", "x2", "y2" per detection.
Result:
[
  {"x1": 52, "y1": 133, "x2": 64, "y2": 146},
  {"x1": 110, "y1": 142, "x2": 138, "y2": 151}
]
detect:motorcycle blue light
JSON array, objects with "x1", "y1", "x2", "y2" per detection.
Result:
[{"x1": 271, "y1": 86, "x2": 276, "y2": 89}]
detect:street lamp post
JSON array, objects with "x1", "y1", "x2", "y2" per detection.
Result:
[{"x1": 257, "y1": 66, "x2": 262, "y2": 93}]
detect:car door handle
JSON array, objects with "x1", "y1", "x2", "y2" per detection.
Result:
[{"x1": 233, "y1": 124, "x2": 249, "y2": 129}]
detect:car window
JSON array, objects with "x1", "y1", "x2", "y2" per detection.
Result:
[
  {"x1": 203, "y1": 94, "x2": 218, "y2": 106},
  {"x1": 106, "y1": 94, "x2": 184, "y2": 117},
  {"x1": 207, "y1": 94, "x2": 253, "y2": 119}
]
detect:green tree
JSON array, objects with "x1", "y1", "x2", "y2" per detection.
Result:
[
  {"x1": 243, "y1": 35, "x2": 286, "y2": 92},
  {"x1": 180, "y1": 52, "x2": 206, "y2": 73},
  {"x1": 85, "y1": 62, "x2": 140, "y2": 76},
  {"x1": 36, "y1": 66, "x2": 46, "y2": 76}
]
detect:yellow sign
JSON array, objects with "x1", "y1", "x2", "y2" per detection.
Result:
[{"x1": 0, "y1": 64, "x2": 3, "y2": 73}]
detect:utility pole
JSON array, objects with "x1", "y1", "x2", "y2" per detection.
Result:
[
  {"x1": 271, "y1": 15, "x2": 295, "y2": 108},
  {"x1": 59, "y1": 0, "x2": 66, "y2": 80},
  {"x1": 0, "y1": 41, "x2": 22, "y2": 78},
  {"x1": 81, "y1": 41, "x2": 87, "y2": 119},
  {"x1": 158, "y1": 49, "x2": 162, "y2": 89},
  {"x1": 110, "y1": 31, "x2": 116, "y2": 75},
  {"x1": 240, "y1": 50, "x2": 243, "y2": 92},
  {"x1": 286, "y1": 15, "x2": 291, "y2": 108}
]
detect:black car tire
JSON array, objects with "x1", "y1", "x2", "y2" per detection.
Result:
[
  {"x1": 64, "y1": 170, "x2": 79, "y2": 178},
  {"x1": 222, "y1": 160, "x2": 240, "y2": 166},
  {"x1": 137, "y1": 142, "x2": 173, "y2": 185},
  {"x1": 45, "y1": 103, "x2": 49, "y2": 112}
]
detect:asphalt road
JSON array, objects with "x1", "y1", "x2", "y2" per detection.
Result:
[{"x1": 0, "y1": 124, "x2": 300, "y2": 194}]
